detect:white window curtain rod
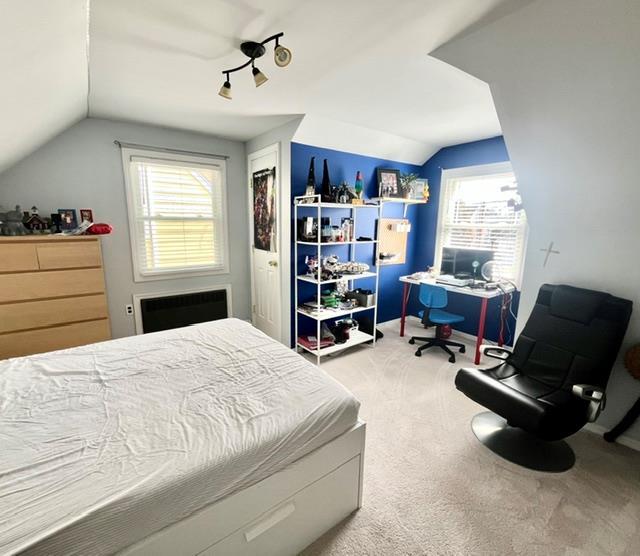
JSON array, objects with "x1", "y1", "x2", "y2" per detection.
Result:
[{"x1": 113, "y1": 140, "x2": 229, "y2": 161}]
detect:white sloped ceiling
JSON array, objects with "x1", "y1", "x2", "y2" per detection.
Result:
[
  {"x1": 0, "y1": 0, "x2": 89, "y2": 172},
  {"x1": 0, "y1": 0, "x2": 518, "y2": 171},
  {"x1": 87, "y1": 0, "x2": 507, "y2": 161}
]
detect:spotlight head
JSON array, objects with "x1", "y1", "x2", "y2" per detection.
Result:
[
  {"x1": 218, "y1": 80, "x2": 232, "y2": 100},
  {"x1": 252, "y1": 66, "x2": 268, "y2": 87},
  {"x1": 274, "y1": 44, "x2": 292, "y2": 67}
]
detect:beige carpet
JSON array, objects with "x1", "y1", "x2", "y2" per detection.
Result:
[{"x1": 300, "y1": 318, "x2": 640, "y2": 556}]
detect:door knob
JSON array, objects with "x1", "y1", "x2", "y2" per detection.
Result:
[{"x1": 268, "y1": 260, "x2": 278, "y2": 267}]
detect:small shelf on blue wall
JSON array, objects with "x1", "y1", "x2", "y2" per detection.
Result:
[
  {"x1": 372, "y1": 197, "x2": 427, "y2": 217},
  {"x1": 295, "y1": 201, "x2": 380, "y2": 209}
]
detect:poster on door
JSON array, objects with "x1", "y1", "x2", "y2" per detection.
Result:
[{"x1": 252, "y1": 167, "x2": 277, "y2": 252}]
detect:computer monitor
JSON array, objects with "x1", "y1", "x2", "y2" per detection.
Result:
[{"x1": 440, "y1": 247, "x2": 495, "y2": 279}]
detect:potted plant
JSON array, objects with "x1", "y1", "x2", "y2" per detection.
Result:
[{"x1": 399, "y1": 172, "x2": 420, "y2": 199}]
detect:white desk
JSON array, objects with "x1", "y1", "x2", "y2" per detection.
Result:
[{"x1": 399, "y1": 275, "x2": 514, "y2": 364}]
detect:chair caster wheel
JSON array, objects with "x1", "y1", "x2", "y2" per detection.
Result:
[
  {"x1": 415, "y1": 350, "x2": 422, "y2": 357},
  {"x1": 460, "y1": 346, "x2": 466, "y2": 353},
  {"x1": 408, "y1": 338, "x2": 415, "y2": 345},
  {"x1": 449, "y1": 356, "x2": 456, "y2": 363}
]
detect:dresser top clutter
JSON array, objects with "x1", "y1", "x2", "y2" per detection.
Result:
[{"x1": 0, "y1": 235, "x2": 111, "y2": 359}]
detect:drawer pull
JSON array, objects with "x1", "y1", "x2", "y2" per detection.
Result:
[{"x1": 244, "y1": 502, "x2": 296, "y2": 543}]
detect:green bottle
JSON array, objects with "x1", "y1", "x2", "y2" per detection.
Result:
[{"x1": 355, "y1": 171, "x2": 364, "y2": 199}]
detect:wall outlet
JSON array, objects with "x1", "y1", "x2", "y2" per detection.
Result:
[{"x1": 125, "y1": 304, "x2": 134, "y2": 316}]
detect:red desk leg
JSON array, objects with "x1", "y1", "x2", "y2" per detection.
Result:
[
  {"x1": 474, "y1": 297, "x2": 489, "y2": 365},
  {"x1": 400, "y1": 282, "x2": 410, "y2": 337}
]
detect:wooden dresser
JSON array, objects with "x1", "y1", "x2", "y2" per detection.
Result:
[{"x1": 0, "y1": 236, "x2": 111, "y2": 359}]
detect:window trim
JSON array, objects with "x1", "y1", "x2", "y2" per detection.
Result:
[
  {"x1": 121, "y1": 147, "x2": 230, "y2": 282},
  {"x1": 434, "y1": 162, "x2": 528, "y2": 288}
]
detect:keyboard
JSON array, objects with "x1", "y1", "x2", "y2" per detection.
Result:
[{"x1": 436, "y1": 275, "x2": 474, "y2": 287}]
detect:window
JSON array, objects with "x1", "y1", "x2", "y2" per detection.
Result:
[
  {"x1": 435, "y1": 163, "x2": 527, "y2": 286},
  {"x1": 122, "y1": 148, "x2": 228, "y2": 281}
]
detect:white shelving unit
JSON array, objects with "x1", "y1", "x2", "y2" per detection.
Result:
[{"x1": 294, "y1": 194, "x2": 381, "y2": 365}]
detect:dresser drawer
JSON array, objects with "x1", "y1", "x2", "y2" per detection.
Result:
[
  {"x1": 0, "y1": 243, "x2": 39, "y2": 272},
  {"x1": 0, "y1": 319, "x2": 111, "y2": 359},
  {"x1": 0, "y1": 268, "x2": 106, "y2": 303},
  {"x1": 36, "y1": 240, "x2": 102, "y2": 269},
  {"x1": 0, "y1": 294, "x2": 109, "y2": 334}
]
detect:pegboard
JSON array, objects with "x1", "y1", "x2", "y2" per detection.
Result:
[{"x1": 378, "y1": 218, "x2": 410, "y2": 266}]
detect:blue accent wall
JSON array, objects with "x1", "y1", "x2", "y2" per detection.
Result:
[
  {"x1": 290, "y1": 136, "x2": 520, "y2": 346},
  {"x1": 411, "y1": 136, "x2": 520, "y2": 344}
]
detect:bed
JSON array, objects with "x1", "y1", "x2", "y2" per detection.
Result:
[{"x1": 0, "y1": 318, "x2": 364, "y2": 555}]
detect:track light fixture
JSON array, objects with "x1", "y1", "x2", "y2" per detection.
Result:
[
  {"x1": 252, "y1": 63, "x2": 268, "y2": 87},
  {"x1": 219, "y1": 32, "x2": 291, "y2": 99},
  {"x1": 273, "y1": 36, "x2": 292, "y2": 67},
  {"x1": 218, "y1": 73, "x2": 232, "y2": 99}
]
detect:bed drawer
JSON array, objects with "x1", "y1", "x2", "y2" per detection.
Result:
[
  {"x1": 36, "y1": 240, "x2": 102, "y2": 269},
  {"x1": 0, "y1": 268, "x2": 105, "y2": 303},
  {"x1": 200, "y1": 456, "x2": 360, "y2": 556},
  {"x1": 0, "y1": 294, "x2": 109, "y2": 334},
  {"x1": 0, "y1": 319, "x2": 111, "y2": 359},
  {"x1": 0, "y1": 243, "x2": 39, "y2": 272}
]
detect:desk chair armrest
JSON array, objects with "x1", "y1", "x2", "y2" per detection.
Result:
[
  {"x1": 480, "y1": 344, "x2": 512, "y2": 361},
  {"x1": 572, "y1": 384, "x2": 606, "y2": 422}
]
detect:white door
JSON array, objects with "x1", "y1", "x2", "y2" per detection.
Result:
[{"x1": 248, "y1": 144, "x2": 282, "y2": 341}]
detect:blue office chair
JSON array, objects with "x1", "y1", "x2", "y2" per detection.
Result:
[{"x1": 409, "y1": 283, "x2": 466, "y2": 363}]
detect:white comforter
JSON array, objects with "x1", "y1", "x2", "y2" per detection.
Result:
[{"x1": 0, "y1": 318, "x2": 360, "y2": 555}]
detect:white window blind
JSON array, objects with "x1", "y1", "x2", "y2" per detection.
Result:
[
  {"x1": 438, "y1": 170, "x2": 527, "y2": 285},
  {"x1": 124, "y1": 153, "x2": 227, "y2": 280}
]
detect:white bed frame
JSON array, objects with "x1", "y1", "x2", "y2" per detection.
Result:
[{"x1": 120, "y1": 421, "x2": 366, "y2": 556}]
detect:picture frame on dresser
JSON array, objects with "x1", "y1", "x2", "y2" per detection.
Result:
[
  {"x1": 58, "y1": 209, "x2": 78, "y2": 230},
  {"x1": 80, "y1": 209, "x2": 94, "y2": 223}
]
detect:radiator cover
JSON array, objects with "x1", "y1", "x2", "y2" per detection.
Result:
[{"x1": 140, "y1": 289, "x2": 228, "y2": 333}]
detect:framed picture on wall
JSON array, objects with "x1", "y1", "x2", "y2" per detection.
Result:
[{"x1": 376, "y1": 168, "x2": 402, "y2": 199}]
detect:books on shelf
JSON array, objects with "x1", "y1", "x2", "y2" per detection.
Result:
[{"x1": 297, "y1": 335, "x2": 334, "y2": 350}]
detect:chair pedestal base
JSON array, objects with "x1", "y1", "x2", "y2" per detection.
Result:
[{"x1": 471, "y1": 412, "x2": 575, "y2": 472}]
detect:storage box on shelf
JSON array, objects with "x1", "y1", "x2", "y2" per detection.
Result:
[{"x1": 294, "y1": 194, "x2": 380, "y2": 365}]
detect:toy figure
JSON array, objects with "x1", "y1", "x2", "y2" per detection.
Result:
[{"x1": 0, "y1": 205, "x2": 28, "y2": 235}]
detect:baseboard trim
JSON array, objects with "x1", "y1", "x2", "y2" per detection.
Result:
[{"x1": 584, "y1": 423, "x2": 640, "y2": 452}]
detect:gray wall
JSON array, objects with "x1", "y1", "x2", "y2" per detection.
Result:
[
  {"x1": 433, "y1": 0, "x2": 640, "y2": 445},
  {"x1": 0, "y1": 118, "x2": 250, "y2": 338}
]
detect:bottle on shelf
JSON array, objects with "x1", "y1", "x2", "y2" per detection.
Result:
[
  {"x1": 321, "y1": 159, "x2": 333, "y2": 202},
  {"x1": 354, "y1": 171, "x2": 364, "y2": 199},
  {"x1": 305, "y1": 156, "x2": 316, "y2": 198},
  {"x1": 341, "y1": 217, "x2": 353, "y2": 242}
]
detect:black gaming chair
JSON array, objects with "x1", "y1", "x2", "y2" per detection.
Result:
[{"x1": 455, "y1": 284, "x2": 632, "y2": 472}]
